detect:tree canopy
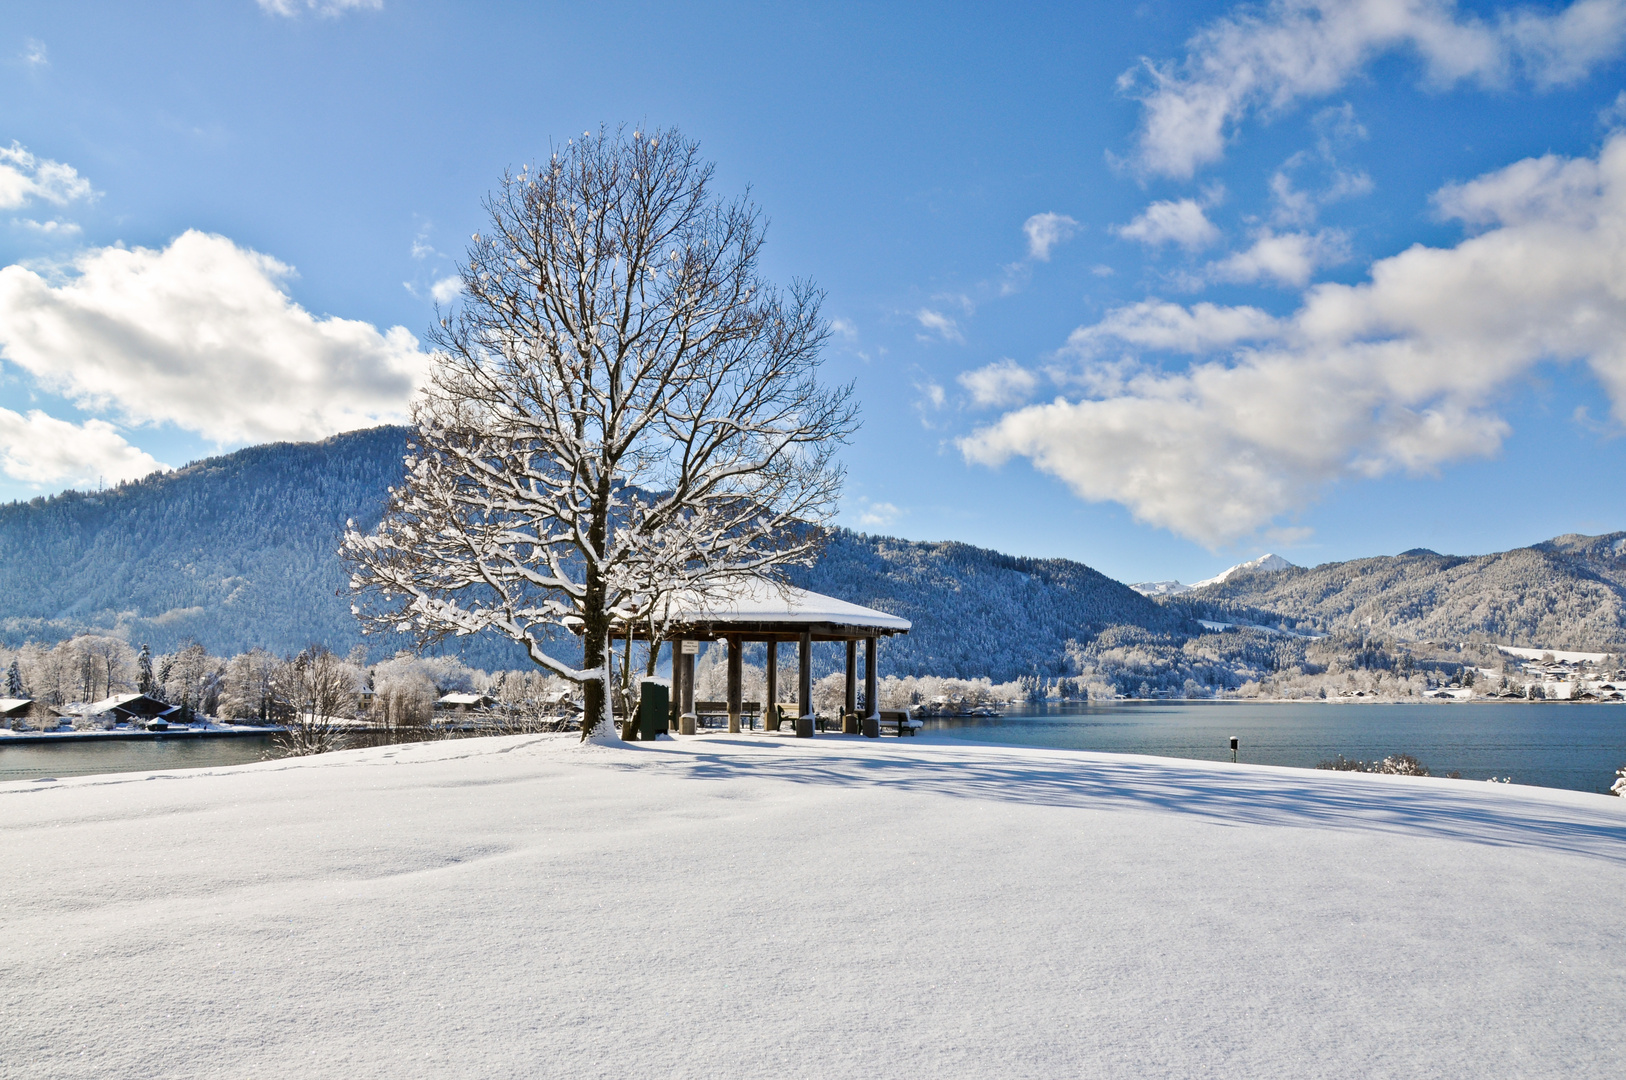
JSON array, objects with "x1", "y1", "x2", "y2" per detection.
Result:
[{"x1": 343, "y1": 126, "x2": 858, "y2": 739}]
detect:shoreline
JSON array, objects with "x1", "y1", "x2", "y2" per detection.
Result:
[
  {"x1": 4, "y1": 733, "x2": 1622, "y2": 1078},
  {"x1": 0, "y1": 725, "x2": 281, "y2": 746}
]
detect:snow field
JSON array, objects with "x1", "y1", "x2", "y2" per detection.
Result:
[{"x1": 3, "y1": 733, "x2": 1625, "y2": 1078}]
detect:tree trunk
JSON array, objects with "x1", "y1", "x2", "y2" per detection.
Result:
[
  {"x1": 579, "y1": 538, "x2": 618, "y2": 742},
  {"x1": 580, "y1": 619, "x2": 616, "y2": 742}
]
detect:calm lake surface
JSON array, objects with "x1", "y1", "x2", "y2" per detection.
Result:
[
  {"x1": 0, "y1": 736, "x2": 283, "y2": 784},
  {"x1": 923, "y1": 701, "x2": 1626, "y2": 794},
  {"x1": 4, "y1": 702, "x2": 1625, "y2": 794}
]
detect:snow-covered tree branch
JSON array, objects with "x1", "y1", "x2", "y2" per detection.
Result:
[{"x1": 343, "y1": 126, "x2": 858, "y2": 741}]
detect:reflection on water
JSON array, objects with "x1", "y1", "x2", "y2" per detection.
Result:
[
  {"x1": 924, "y1": 700, "x2": 1626, "y2": 794},
  {"x1": 5, "y1": 703, "x2": 1624, "y2": 794},
  {"x1": 0, "y1": 729, "x2": 490, "y2": 784},
  {"x1": 0, "y1": 736, "x2": 285, "y2": 782}
]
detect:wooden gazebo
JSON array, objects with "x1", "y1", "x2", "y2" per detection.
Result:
[{"x1": 615, "y1": 579, "x2": 911, "y2": 738}]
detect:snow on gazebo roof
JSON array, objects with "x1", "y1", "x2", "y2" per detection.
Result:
[{"x1": 642, "y1": 578, "x2": 910, "y2": 639}]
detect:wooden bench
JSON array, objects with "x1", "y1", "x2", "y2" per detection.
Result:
[
  {"x1": 877, "y1": 709, "x2": 923, "y2": 736},
  {"x1": 763, "y1": 703, "x2": 799, "y2": 733},
  {"x1": 693, "y1": 700, "x2": 762, "y2": 729}
]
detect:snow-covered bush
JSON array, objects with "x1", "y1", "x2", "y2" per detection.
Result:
[{"x1": 1316, "y1": 754, "x2": 1433, "y2": 776}]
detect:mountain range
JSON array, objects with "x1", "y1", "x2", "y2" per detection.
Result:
[
  {"x1": 0, "y1": 428, "x2": 1178, "y2": 680},
  {"x1": 1131, "y1": 553, "x2": 1297, "y2": 597},
  {"x1": 2, "y1": 426, "x2": 1622, "y2": 678},
  {"x1": 1178, "y1": 535, "x2": 1626, "y2": 650}
]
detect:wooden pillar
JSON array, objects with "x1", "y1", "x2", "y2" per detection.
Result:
[
  {"x1": 796, "y1": 630, "x2": 813, "y2": 738},
  {"x1": 765, "y1": 640, "x2": 779, "y2": 732},
  {"x1": 843, "y1": 639, "x2": 859, "y2": 734},
  {"x1": 679, "y1": 639, "x2": 696, "y2": 735},
  {"x1": 726, "y1": 635, "x2": 743, "y2": 733},
  {"x1": 669, "y1": 636, "x2": 683, "y2": 731},
  {"x1": 863, "y1": 635, "x2": 880, "y2": 738}
]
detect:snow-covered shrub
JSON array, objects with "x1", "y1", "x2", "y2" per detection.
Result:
[{"x1": 1316, "y1": 753, "x2": 1431, "y2": 776}]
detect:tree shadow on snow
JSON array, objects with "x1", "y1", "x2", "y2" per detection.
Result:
[{"x1": 654, "y1": 740, "x2": 1626, "y2": 864}]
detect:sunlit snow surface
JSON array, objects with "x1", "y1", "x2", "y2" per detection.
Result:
[{"x1": 4, "y1": 734, "x2": 1625, "y2": 1078}]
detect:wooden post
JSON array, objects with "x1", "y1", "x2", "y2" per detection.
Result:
[
  {"x1": 679, "y1": 639, "x2": 696, "y2": 734},
  {"x1": 765, "y1": 640, "x2": 779, "y2": 732},
  {"x1": 796, "y1": 630, "x2": 813, "y2": 738},
  {"x1": 670, "y1": 636, "x2": 683, "y2": 731},
  {"x1": 726, "y1": 635, "x2": 743, "y2": 733},
  {"x1": 843, "y1": 639, "x2": 859, "y2": 734},
  {"x1": 863, "y1": 635, "x2": 880, "y2": 739}
]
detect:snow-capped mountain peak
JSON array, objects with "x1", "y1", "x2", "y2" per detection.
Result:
[
  {"x1": 1191, "y1": 553, "x2": 1295, "y2": 589},
  {"x1": 1127, "y1": 579, "x2": 1192, "y2": 598}
]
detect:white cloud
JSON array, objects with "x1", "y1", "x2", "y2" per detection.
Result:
[
  {"x1": 1023, "y1": 213, "x2": 1080, "y2": 261},
  {"x1": 915, "y1": 308, "x2": 963, "y2": 343},
  {"x1": 1113, "y1": 199, "x2": 1220, "y2": 251},
  {"x1": 12, "y1": 218, "x2": 82, "y2": 238},
  {"x1": 1603, "y1": 89, "x2": 1626, "y2": 127},
  {"x1": 21, "y1": 39, "x2": 47, "y2": 67},
  {"x1": 1124, "y1": 0, "x2": 1626, "y2": 178},
  {"x1": 958, "y1": 359, "x2": 1040, "y2": 408},
  {"x1": 1205, "y1": 229, "x2": 1350, "y2": 287},
  {"x1": 855, "y1": 499, "x2": 901, "y2": 528},
  {"x1": 913, "y1": 375, "x2": 947, "y2": 426},
  {"x1": 1064, "y1": 299, "x2": 1280, "y2": 356},
  {"x1": 429, "y1": 275, "x2": 462, "y2": 304},
  {"x1": 0, "y1": 229, "x2": 428, "y2": 444},
  {"x1": 962, "y1": 134, "x2": 1626, "y2": 546},
  {"x1": 258, "y1": 0, "x2": 383, "y2": 15},
  {"x1": 0, "y1": 408, "x2": 168, "y2": 487},
  {"x1": 0, "y1": 143, "x2": 95, "y2": 210}
]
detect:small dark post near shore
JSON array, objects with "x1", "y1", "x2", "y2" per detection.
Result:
[{"x1": 1230, "y1": 736, "x2": 1239, "y2": 763}]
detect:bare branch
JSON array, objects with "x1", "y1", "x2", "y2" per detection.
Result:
[{"x1": 344, "y1": 126, "x2": 857, "y2": 741}]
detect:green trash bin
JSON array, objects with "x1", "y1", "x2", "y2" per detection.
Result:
[{"x1": 636, "y1": 680, "x2": 669, "y2": 741}]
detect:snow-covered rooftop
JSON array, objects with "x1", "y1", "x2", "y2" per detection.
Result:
[
  {"x1": 437, "y1": 693, "x2": 494, "y2": 707},
  {"x1": 657, "y1": 579, "x2": 910, "y2": 634}
]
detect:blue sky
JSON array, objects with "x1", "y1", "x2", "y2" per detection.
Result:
[{"x1": 3, "y1": 0, "x2": 1626, "y2": 587}]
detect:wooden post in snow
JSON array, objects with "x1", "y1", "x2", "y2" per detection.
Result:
[
  {"x1": 863, "y1": 635, "x2": 880, "y2": 739},
  {"x1": 797, "y1": 630, "x2": 814, "y2": 738},
  {"x1": 843, "y1": 639, "x2": 859, "y2": 733},
  {"x1": 765, "y1": 640, "x2": 779, "y2": 732},
  {"x1": 726, "y1": 635, "x2": 743, "y2": 734}
]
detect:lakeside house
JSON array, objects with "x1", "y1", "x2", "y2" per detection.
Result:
[
  {"x1": 1, "y1": 698, "x2": 65, "y2": 728},
  {"x1": 76, "y1": 693, "x2": 182, "y2": 728},
  {"x1": 436, "y1": 693, "x2": 496, "y2": 714}
]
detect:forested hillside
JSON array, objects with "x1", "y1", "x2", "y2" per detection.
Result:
[
  {"x1": 0, "y1": 427, "x2": 475, "y2": 660},
  {"x1": 4, "y1": 425, "x2": 1621, "y2": 686},
  {"x1": 790, "y1": 531, "x2": 1184, "y2": 679},
  {"x1": 0, "y1": 427, "x2": 1176, "y2": 680},
  {"x1": 1176, "y1": 536, "x2": 1626, "y2": 649}
]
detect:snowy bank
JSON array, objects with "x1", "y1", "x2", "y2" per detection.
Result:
[{"x1": 3, "y1": 734, "x2": 1624, "y2": 1078}]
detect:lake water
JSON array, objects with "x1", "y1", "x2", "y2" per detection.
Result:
[
  {"x1": 0, "y1": 736, "x2": 283, "y2": 784},
  {"x1": 4, "y1": 702, "x2": 1625, "y2": 794},
  {"x1": 923, "y1": 701, "x2": 1626, "y2": 794}
]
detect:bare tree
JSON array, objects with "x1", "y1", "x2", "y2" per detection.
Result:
[
  {"x1": 344, "y1": 126, "x2": 857, "y2": 740},
  {"x1": 220, "y1": 648, "x2": 281, "y2": 722},
  {"x1": 271, "y1": 647, "x2": 355, "y2": 755},
  {"x1": 76, "y1": 636, "x2": 134, "y2": 701}
]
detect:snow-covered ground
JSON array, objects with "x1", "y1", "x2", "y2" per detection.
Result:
[
  {"x1": 4, "y1": 733, "x2": 1625, "y2": 1079},
  {"x1": 1498, "y1": 645, "x2": 1611, "y2": 664}
]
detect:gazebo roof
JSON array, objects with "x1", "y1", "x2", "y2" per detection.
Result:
[{"x1": 630, "y1": 579, "x2": 911, "y2": 640}]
